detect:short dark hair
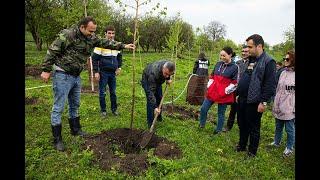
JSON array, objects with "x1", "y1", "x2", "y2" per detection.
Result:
[
  {"x1": 105, "y1": 25, "x2": 115, "y2": 33},
  {"x1": 246, "y1": 34, "x2": 264, "y2": 48},
  {"x1": 198, "y1": 52, "x2": 206, "y2": 59},
  {"x1": 222, "y1": 46, "x2": 236, "y2": 57},
  {"x1": 78, "y1": 16, "x2": 96, "y2": 28},
  {"x1": 164, "y1": 61, "x2": 175, "y2": 72}
]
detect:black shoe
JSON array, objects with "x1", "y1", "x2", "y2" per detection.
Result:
[
  {"x1": 235, "y1": 144, "x2": 246, "y2": 152},
  {"x1": 112, "y1": 111, "x2": 119, "y2": 116},
  {"x1": 157, "y1": 115, "x2": 163, "y2": 122},
  {"x1": 247, "y1": 151, "x2": 256, "y2": 157},
  {"x1": 213, "y1": 130, "x2": 221, "y2": 135}
]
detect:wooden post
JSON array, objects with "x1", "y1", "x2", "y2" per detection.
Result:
[
  {"x1": 89, "y1": 57, "x2": 94, "y2": 91},
  {"x1": 84, "y1": 0, "x2": 87, "y2": 17}
]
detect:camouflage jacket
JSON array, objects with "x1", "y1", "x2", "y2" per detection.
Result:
[{"x1": 42, "y1": 25, "x2": 126, "y2": 76}]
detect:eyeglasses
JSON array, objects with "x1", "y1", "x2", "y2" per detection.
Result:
[{"x1": 283, "y1": 58, "x2": 289, "y2": 62}]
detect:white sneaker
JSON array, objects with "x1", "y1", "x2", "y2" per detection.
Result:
[
  {"x1": 283, "y1": 147, "x2": 294, "y2": 157},
  {"x1": 269, "y1": 142, "x2": 280, "y2": 147},
  {"x1": 101, "y1": 112, "x2": 107, "y2": 117}
]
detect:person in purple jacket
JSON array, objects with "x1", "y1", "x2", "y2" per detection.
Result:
[{"x1": 269, "y1": 50, "x2": 295, "y2": 157}]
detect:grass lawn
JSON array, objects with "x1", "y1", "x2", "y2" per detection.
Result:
[{"x1": 25, "y1": 34, "x2": 295, "y2": 179}]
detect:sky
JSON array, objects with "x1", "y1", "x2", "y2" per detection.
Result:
[{"x1": 110, "y1": 0, "x2": 295, "y2": 46}]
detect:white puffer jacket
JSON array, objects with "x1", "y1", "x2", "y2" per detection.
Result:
[{"x1": 272, "y1": 68, "x2": 295, "y2": 120}]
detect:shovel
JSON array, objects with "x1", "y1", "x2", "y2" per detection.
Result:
[{"x1": 139, "y1": 84, "x2": 169, "y2": 149}]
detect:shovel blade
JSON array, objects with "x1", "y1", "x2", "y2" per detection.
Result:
[{"x1": 139, "y1": 131, "x2": 154, "y2": 149}]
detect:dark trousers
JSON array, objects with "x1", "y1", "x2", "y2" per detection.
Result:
[
  {"x1": 98, "y1": 71, "x2": 117, "y2": 112},
  {"x1": 237, "y1": 97, "x2": 263, "y2": 155},
  {"x1": 227, "y1": 102, "x2": 238, "y2": 129},
  {"x1": 141, "y1": 81, "x2": 163, "y2": 127}
]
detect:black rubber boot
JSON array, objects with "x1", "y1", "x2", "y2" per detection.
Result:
[
  {"x1": 51, "y1": 124, "x2": 65, "y2": 151},
  {"x1": 68, "y1": 117, "x2": 87, "y2": 136}
]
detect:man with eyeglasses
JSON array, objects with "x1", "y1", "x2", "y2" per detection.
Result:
[
  {"x1": 40, "y1": 16, "x2": 135, "y2": 151},
  {"x1": 141, "y1": 60, "x2": 175, "y2": 128},
  {"x1": 225, "y1": 44, "x2": 250, "y2": 131},
  {"x1": 92, "y1": 25, "x2": 123, "y2": 117},
  {"x1": 235, "y1": 34, "x2": 276, "y2": 157}
]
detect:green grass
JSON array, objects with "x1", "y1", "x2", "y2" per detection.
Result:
[{"x1": 25, "y1": 39, "x2": 295, "y2": 179}]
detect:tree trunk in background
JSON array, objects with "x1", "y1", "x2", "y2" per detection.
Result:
[{"x1": 30, "y1": 28, "x2": 42, "y2": 51}]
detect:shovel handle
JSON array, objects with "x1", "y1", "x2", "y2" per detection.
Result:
[{"x1": 149, "y1": 84, "x2": 169, "y2": 132}]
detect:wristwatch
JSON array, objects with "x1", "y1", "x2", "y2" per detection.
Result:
[{"x1": 262, "y1": 102, "x2": 267, "y2": 106}]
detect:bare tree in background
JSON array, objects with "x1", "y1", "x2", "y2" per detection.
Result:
[{"x1": 204, "y1": 20, "x2": 226, "y2": 57}]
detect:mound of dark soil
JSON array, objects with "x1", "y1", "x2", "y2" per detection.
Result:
[
  {"x1": 82, "y1": 128, "x2": 182, "y2": 176},
  {"x1": 25, "y1": 97, "x2": 39, "y2": 105},
  {"x1": 25, "y1": 65, "x2": 42, "y2": 78},
  {"x1": 162, "y1": 104, "x2": 199, "y2": 120}
]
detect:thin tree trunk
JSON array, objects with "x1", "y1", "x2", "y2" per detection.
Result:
[
  {"x1": 170, "y1": 47, "x2": 174, "y2": 113},
  {"x1": 84, "y1": 0, "x2": 87, "y2": 17},
  {"x1": 36, "y1": 39, "x2": 42, "y2": 51},
  {"x1": 30, "y1": 29, "x2": 42, "y2": 51},
  {"x1": 172, "y1": 44, "x2": 178, "y2": 108},
  {"x1": 130, "y1": 0, "x2": 139, "y2": 130}
]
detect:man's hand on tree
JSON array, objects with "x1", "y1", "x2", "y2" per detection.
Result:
[{"x1": 125, "y1": 44, "x2": 135, "y2": 50}]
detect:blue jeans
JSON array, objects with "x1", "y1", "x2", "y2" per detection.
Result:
[
  {"x1": 51, "y1": 71, "x2": 81, "y2": 126},
  {"x1": 274, "y1": 118, "x2": 295, "y2": 149},
  {"x1": 199, "y1": 98, "x2": 227, "y2": 132},
  {"x1": 99, "y1": 71, "x2": 117, "y2": 112},
  {"x1": 141, "y1": 80, "x2": 162, "y2": 127}
]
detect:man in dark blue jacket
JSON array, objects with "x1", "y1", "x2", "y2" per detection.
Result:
[
  {"x1": 141, "y1": 60, "x2": 175, "y2": 128},
  {"x1": 236, "y1": 34, "x2": 276, "y2": 157},
  {"x1": 92, "y1": 25, "x2": 123, "y2": 117}
]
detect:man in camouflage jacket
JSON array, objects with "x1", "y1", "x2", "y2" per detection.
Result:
[{"x1": 40, "y1": 16, "x2": 135, "y2": 151}]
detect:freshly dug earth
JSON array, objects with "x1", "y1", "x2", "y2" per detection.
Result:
[
  {"x1": 82, "y1": 128, "x2": 182, "y2": 176},
  {"x1": 162, "y1": 104, "x2": 216, "y2": 124},
  {"x1": 162, "y1": 104, "x2": 199, "y2": 120},
  {"x1": 25, "y1": 97, "x2": 39, "y2": 105},
  {"x1": 25, "y1": 65, "x2": 42, "y2": 78}
]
